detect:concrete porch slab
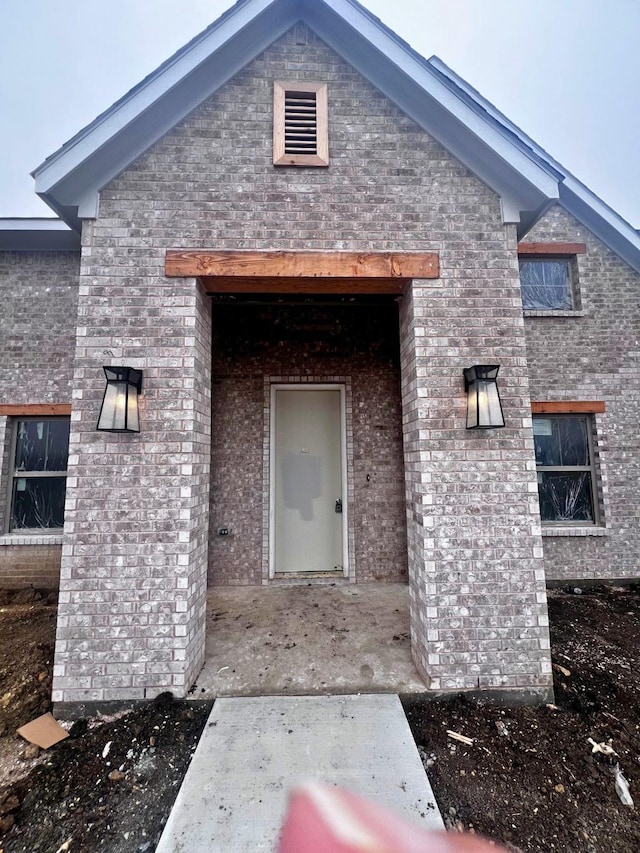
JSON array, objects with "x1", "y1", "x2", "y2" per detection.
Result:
[
  {"x1": 194, "y1": 583, "x2": 426, "y2": 697},
  {"x1": 156, "y1": 694, "x2": 443, "y2": 852}
]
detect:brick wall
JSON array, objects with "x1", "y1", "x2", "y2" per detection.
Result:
[
  {"x1": 399, "y1": 271, "x2": 551, "y2": 693},
  {"x1": 0, "y1": 543, "x2": 62, "y2": 589},
  {"x1": 53, "y1": 24, "x2": 552, "y2": 702},
  {"x1": 209, "y1": 302, "x2": 407, "y2": 586},
  {"x1": 53, "y1": 262, "x2": 212, "y2": 705},
  {"x1": 0, "y1": 250, "x2": 79, "y2": 587},
  {"x1": 524, "y1": 205, "x2": 640, "y2": 581},
  {"x1": 0, "y1": 251, "x2": 79, "y2": 403}
]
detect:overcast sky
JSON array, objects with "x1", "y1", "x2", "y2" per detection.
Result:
[{"x1": 1, "y1": 0, "x2": 638, "y2": 226}]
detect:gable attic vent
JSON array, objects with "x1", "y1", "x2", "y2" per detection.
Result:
[
  {"x1": 273, "y1": 81, "x2": 329, "y2": 167},
  {"x1": 285, "y1": 90, "x2": 318, "y2": 154}
]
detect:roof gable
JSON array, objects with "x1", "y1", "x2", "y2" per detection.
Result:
[{"x1": 31, "y1": 0, "x2": 640, "y2": 274}]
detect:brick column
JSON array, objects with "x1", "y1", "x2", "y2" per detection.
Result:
[
  {"x1": 52, "y1": 271, "x2": 211, "y2": 709},
  {"x1": 399, "y1": 274, "x2": 553, "y2": 698}
]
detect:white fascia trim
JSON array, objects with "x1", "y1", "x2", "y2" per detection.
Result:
[
  {"x1": 33, "y1": 0, "x2": 281, "y2": 192},
  {"x1": 559, "y1": 179, "x2": 640, "y2": 274},
  {"x1": 0, "y1": 218, "x2": 81, "y2": 250},
  {"x1": 428, "y1": 56, "x2": 551, "y2": 160},
  {"x1": 429, "y1": 56, "x2": 640, "y2": 259},
  {"x1": 562, "y1": 176, "x2": 640, "y2": 244},
  {"x1": 316, "y1": 0, "x2": 560, "y2": 199},
  {"x1": 0, "y1": 218, "x2": 72, "y2": 232}
]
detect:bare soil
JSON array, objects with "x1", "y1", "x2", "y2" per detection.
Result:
[
  {"x1": 0, "y1": 585, "x2": 639, "y2": 852},
  {"x1": 0, "y1": 589, "x2": 211, "y2": 853},
  {"x1": 405, "y1": 586, "x2": 640, "y2": 852}
]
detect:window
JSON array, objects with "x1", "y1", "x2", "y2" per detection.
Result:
[
  {"x1": 8, "y1": 419, "x2": 70, "y2": 532},
  {"x1": 517, "y1": 241, "x2": 586, "y2": 311},
  {"x1": 519, "y1": 258, "x2": 574, "y2": 310},
  {"x1": 533, "y1": 415, "x2": 597, "y2": 524},
  {"x1": 273, "y1": 81, "x2": 329, "y2": 167}
]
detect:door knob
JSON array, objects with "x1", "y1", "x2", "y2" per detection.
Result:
[{"x1": 335, "y1": 499, "x2": 343, "y2": 514}]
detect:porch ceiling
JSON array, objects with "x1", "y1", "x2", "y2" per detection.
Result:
[{"x1": 201, "y1": 277, "x2": 407, "y2": 294}]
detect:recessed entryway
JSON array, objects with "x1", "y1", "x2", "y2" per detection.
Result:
[{"x1": 208, "y1": 298, "x2": 407, "y2": 588}]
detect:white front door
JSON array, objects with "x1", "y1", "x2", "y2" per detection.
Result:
[{"x1": 271, "y1": 386, "x2": 346, "y2": 575}]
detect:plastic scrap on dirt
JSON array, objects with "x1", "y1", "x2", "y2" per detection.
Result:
[
  {"x1": 16, "y1": 712, "x2": 69, "y2": 750},
  {"x1": 613, "y1": 765, "x2": 634, "y2": 808},
  {"x1": 587, "y1": 737, "x2": 634, "y2": 809}
]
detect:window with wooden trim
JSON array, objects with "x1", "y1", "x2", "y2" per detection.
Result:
[
  {"x1": 518, "y1": 243, "x2": 586, "y2": 311},
  {"x1": 519, "y1": 258, "x2": 575, "y2": 310},
  {"x1": 7, "y1": 418, "x2": 70, "y2": 532},
  {"x1": 533, "y1": 415, "x2": 598, "y2": 524},
  {"x1": 273, "y1": 81, "x2": 329, "y2": 167}
]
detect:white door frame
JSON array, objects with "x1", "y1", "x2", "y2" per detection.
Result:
[{"x1": 269, "y1": 383, "x2": 349, "y2": 579}]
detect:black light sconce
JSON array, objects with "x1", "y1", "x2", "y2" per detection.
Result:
[
  {"x1": 97, "y1": 367, "x2": 143, "y2": 433},
  {"x1": 463, "y1": 365, "x2": 505, "y2": 429}
]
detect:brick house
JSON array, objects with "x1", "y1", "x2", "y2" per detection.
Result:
[{"x1": 1, "y1": 0, "x2": 639, "y2": 711}]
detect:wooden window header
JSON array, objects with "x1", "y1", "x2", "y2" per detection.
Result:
[
  {"x1": 274, "y1": 81, "x2": 329, "y2": 167},
  {"x1": 0, "y1": 404, "x2": 71, "y2": 416},
  {"x1": 518, "y1": 242, "x2": 587, "y2": 256},
  {"x1": 165, "y1": 250, "x2": 439, "y2": 281},
  {"x1": 532, "y1": 401, "x2": 605, "y2": 414}
]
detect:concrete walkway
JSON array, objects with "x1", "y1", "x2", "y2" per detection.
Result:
[{"x1": 156, "y1": 694, "x2": 443, "y2": 852}]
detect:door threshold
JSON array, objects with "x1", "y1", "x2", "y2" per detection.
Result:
[{"x1": 273, "y1": 571, "x2": 344, "y2": 580}]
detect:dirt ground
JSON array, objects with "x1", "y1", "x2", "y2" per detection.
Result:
[
  {"x1": 405, "y1": 585, "x2": 640, "y2": 852},
  {"x1": 0, "y1": 585, "x2": 639, "y2": 852},
  {"x1": 0, "y1": 589, "x2": 211, "y2": 853}
]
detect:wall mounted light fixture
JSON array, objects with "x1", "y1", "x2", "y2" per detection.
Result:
[
  {"x1": 97, "y1": 367, "x2": 143, "y2": 433},
  {"x1": 463, "y1": 365, "x2": 505, "y2": 429}
]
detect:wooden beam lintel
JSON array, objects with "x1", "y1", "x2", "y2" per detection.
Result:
[
  {"x1": 518, "y1": 242, "x2": 587, "y2": 256},
  {"x1": 531, "y1": 401, "x2": 605, "y2": 414},
  {"x1": 165, "y1": 250, "x2": 439, "y2": 280},
  {"x1": 0, "y1": 404, "x2": 72, "y2": 416}
]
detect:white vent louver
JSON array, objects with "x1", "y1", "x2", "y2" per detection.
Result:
[{"x1": 284, "y1": 90, "x2": 318, "y2": 155}]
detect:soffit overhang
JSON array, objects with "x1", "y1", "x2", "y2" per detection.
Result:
[{"x1": 0, "y1": 218, "x2": 81, "y2": 252}]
